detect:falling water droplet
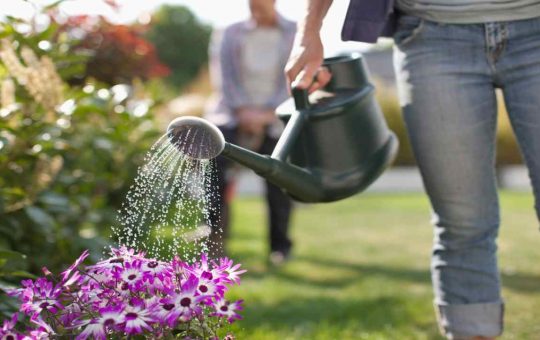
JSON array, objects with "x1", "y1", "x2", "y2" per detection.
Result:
[{"x1": 112, "y1": 131, "x2": 223, "y2": 262}]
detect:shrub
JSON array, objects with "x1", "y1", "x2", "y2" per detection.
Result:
[
  {"x1": 145, "y1": 5, "x2": 212, "y2": 91},
  {"x1": 0, "y1": 5, "x2": 163, "y2": 312},
  {"x1": 64, "y1": 16, "x2": 170, "y2": 85}
]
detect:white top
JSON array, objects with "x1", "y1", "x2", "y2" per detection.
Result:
[{"x1": 241, "y1": 27, "x2": 283, "y2": 106}]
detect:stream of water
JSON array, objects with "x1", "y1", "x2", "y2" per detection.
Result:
[{"x1": 112, "y1": 130, "x2": 222, "y2": 261}]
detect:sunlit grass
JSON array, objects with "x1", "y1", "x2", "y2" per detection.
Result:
[{"x1": 224, "y1": 191, "x2": 540, "y2": 339}]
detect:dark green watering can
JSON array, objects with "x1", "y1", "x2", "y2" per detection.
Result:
[{"x1": 167, "y1": 53, "x2": 398, "y2": 203}]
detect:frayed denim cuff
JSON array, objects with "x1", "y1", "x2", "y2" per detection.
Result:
[{"x1": 435, "y1": 301, "x2": 504, "y2": 339}]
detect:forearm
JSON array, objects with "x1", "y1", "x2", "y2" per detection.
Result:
[
  {"x1": 299, "y1": 0, "x2": 334, "y2": 35},
  {"x1": 285, "y1": 0, "x2": 333, "y2": 90}
]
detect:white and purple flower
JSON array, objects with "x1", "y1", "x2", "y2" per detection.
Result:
[
  {"x1": 158, "y1": 275, "x2": 203, "y2": 327},
  {"x1": 1, "y1": 248, "x2": 246, "y2": 339},
  {"x1": 121, "y1": 303, "x2": 155, "y2": 334},
  {"x1": 117, "y1": 260, "x2": 144, "y2": 289},
  {"x1": 0, "y1": 313, "x2": 21, "y2": 340},
  {"x1": 211, "y1": 298, "x2": 244, "y2": 323},
  {"x1": 76, "y1": 306, "x2": 124, "y2": 340}
]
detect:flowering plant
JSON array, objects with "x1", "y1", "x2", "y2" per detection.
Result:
[{"x1": 1, "y1": 247, "x2": 246, "y2": 339}]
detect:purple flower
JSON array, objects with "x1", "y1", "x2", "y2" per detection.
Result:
[
  {"x1": 76, "y1": 322, "x2": 107, "y2": 340},
  {"x1": 170, "y1": 255, "x2": 186, "y2": 277},
  {"x1": 142, "y1": 259, "x2": 172, "y2": 283},
  {"x1": 18, "y1": 278, "x2": 63, "y2": 317},
  {"x1": 28, "y1": 315, "x2": 54, "y2": 335},
  {"x1": 86, "y1": 247, "x2": 145, "y2": 275},
  {"x1": 26, "y1": 327, "x2": 50, "y2": 339},
  {"x1": 6, "y1": 249, "x2": 244, "y2": 339},
  {"x1": 59, "y1": 303, "x2": 83, "y2": 328},
  {"x1": 215, "y1": 258, "x2": 247, "y2": 285},
  {"x1": 75, "y1": 306, "x2": 124, "y2": 340},
  {"x1": 60, "y1": 249, "x2": 89, "y2": 286},
  {"x1": 121, "y1": 304, "x2": 155, "y2": 334},
  {"x1": 158, "y1": 275, "x2": 202, "y2": 327},
  {"x1": 196, "y1": 271, "x2": 225, "y2": 303},
  {"x1": 86, "y1": 256, "x2": 125, "y2": 273},
  {"x1": 110, "y1": 246, "x2": 146, "y2": 259},
  {"x1": 0, "y1": 313, "x2": 21, "y2": 340},
  {"x1": 184, "y1": 253, "x2": 227, "y2": 283},
  {"x1": 211, "y1": 298, "x2": 244, "y2": 323},
  {"x1": 115, "y1": 260, "x2": 144, "y2": 290}
]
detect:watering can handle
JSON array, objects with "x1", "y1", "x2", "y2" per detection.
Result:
[{"x1": 292, "y1": 87, "x2": 309, "y2": 110}]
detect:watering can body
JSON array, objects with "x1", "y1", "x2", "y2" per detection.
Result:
[{"x1": 220, "y1": 53, "x2": 398, "y2": 203}]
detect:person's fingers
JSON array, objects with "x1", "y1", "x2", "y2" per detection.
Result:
[
  {"x1": 291, "y1": 62, "x2": 320, "y2": 90},
  {"x1": 308, "y1": 66, "x2": 332, "y2": 93},
  {"x1": 316, "y1": 67, "x2": 332, "y2": 87},
  {"x1": 285, "y1": 57, "x2": 304, "y2": 87}
]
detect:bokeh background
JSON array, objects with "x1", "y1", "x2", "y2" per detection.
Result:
[{"x1": 0, "y1": 1, "x2": 537, "y2": 338}]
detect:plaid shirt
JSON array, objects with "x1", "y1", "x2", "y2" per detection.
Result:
[{"x1": 205, "y1": 15, "x2": 296, "y2": 128}]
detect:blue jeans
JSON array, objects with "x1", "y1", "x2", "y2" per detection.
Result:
[{"x1": 393, "y1": 14, "x2": 540, "y2": 339}]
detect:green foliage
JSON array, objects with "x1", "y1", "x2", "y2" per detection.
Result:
[
  {"x1": 0, "y1": 10, "x2": 161, "y2": 298},
  {"x1": 145, "y1": 5, "x2": 212, "y2": 90},
  {"x1": 0, "y1": 249, "x2": 33, "y2": 318}
]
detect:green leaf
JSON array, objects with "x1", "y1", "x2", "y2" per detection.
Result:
[
  {"x1": 0, "y1": 249, "x2": 26, "y2": 261},
  {"x1": 57, "y1": 63, "x2": 87, "y2": 79},
  {"x1": 38, "y1": 192, "x2": 69, "y2": 208},
  {"x1": 0, "y1": 280, "x2": 17, "y2": 291},
  {"x1": 3, "y1": 270, "x2": 36, "y2": 278},
  {"x1": 24, "y1": 206, "x2": 56, "y2": 231}
]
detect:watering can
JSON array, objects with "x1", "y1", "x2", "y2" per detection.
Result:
[{"x1": 167, "y1": 53, "x2": 398, "y2": 203}]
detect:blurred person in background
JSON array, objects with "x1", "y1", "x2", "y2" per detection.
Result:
[
  {"x1": 285, "y1": 0, "x2": 540, "y2": 339},
  {"x1": 205, "y1": 0, "x2": 296, "y2": 265}
]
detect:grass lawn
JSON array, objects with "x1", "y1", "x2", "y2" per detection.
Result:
[{"x1": 223, "y1": 191, "x2": 540, "y2": 339}]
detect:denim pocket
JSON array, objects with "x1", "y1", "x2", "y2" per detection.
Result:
[{"x1": 393, "y1": 14, "x2": 425, "y2": 47}]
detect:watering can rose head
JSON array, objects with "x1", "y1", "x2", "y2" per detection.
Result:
[
  {"x1": 167, "y1": 116, "x2": 225, "y2": 160},
  {"x1": 2, "y1": 247, "x2": 246, "y2": 339}
]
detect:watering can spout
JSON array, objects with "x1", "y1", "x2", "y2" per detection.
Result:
[
  {"x1": 220, "y1": 142, "x2": 324, "y2": 201},
  {"x1": 166, "y1": 116, "x2": 325, "y2": 202}
]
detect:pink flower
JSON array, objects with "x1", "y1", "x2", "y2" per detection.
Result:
[
  {"x1": 59, "y1": 303, "x2": 83, "y2": 328},
  {"x1": 121, "y1": 304, "x2": 155, "y2": 334},
  {"x1": 158, "y1": 275, "x2": 202, "y2": 327},
  {"x1": 6, "y1": 249, "x2": 244, "y2": 338},
  {"x1": 28, "y1": 315, "x2": 54, "y2": 335},
  {"x1": 75, "y1": 306, "x2": 124, "y2": 340},
  {"x1": 142, "y1": 259, "x2": 172, "y2": 284},
  {"x1": 196, "y1": 271, "x2": 226, "y2": 303},
  {"x1": 86, "y1": 256, "x2": 124, "y2": 273},
  {"x1": 26, "y1": 327, "x2": 50, "y2": 339},
  {"x1": 109, "y1": 246, "x2": 146, "y2": 259},
  {"x1": 18, "y1": 278, "x2": 63, "y2": 317},
  {"x1": 0, "y1": 313, "x2": 21, "y2": 340},
  {"x1": 115, "y1": 260, "x2": 144, "y2": 290},
  {"x1": 183, "y1": 254, "x2": 227, "y2": 283},
  {"x1": 211, "y1": 298, "x2": 244, "y2": 323},
  {"x1": 76, "y1": 322, "x2": 107, "y2": 340},
  {"x1": 215, "y1": 258, "x2": 247, "y2": 285},
  {"x1": 61, "y1": 249, "x2": 89, "y2": 286}
]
